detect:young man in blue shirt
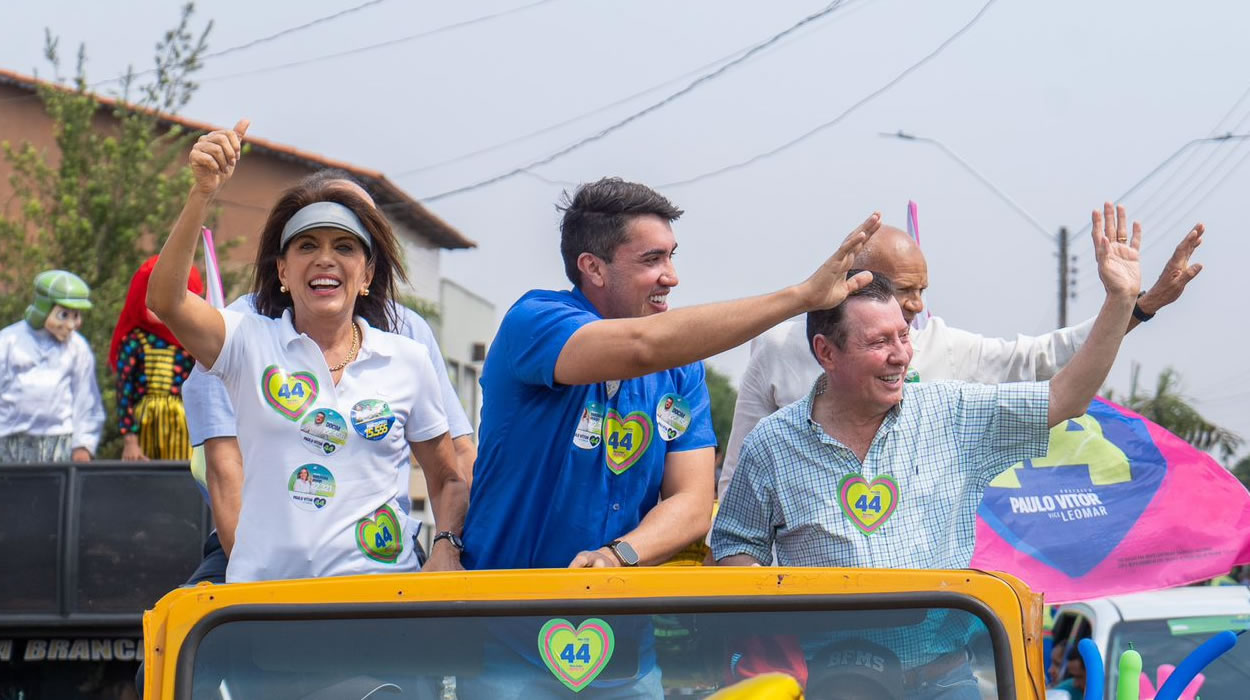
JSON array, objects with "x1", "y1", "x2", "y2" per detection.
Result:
[{"x1": 459, "y1": 177, "x2": 882, "y2": 697}]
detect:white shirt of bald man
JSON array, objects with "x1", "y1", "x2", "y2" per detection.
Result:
[{"x1": 716, "y1": 313, "x2": 1094, "y2": 504}]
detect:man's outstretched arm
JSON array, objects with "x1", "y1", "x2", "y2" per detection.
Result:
[
  {"x1": 554, "y1": 213, "x2": 881, "y2": 385},
  {"x1": 1048, "y1": 203, "x2": 1142, "y2": 426}
]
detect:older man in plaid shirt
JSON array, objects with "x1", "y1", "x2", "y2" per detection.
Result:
[{"x1": 712, "y1": 203, "x2": 1147, "y2": 698}]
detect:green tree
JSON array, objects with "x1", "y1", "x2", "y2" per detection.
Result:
[
  {"x1": 1110, "y1": 363, "x2": 1243, "y2": 463},
  {"x1": 0, "y1": 5, "x2": 212, "y2": 457},
  {"x1": 1232, "y1": 455, "x2": 1250, "y2": 493},
  {"x1": 705, "y1": 365, "x2": 738, "y2": 469}
]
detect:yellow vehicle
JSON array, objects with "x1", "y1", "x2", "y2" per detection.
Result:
[{"x1": 142, "y1": 567, "x2": 1047, "y2": 699}]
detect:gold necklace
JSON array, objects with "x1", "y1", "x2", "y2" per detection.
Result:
[{"x1": 327, "y1": 322, "x2": 360, "y2": 372}]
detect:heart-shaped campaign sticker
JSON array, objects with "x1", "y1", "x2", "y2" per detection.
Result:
[
  {"x1": 839, "y1": 474, "x2": 899, "y2": 535},
  {"x1": 977, "y1": 402, "x2": 1166, "y2": 577},
  {"x1": 603, "y1": 410, "x2": 653, "y2": 475},
  {"x1": 538, "y1": 618, "x2": 615, "y2": 693},
  {"x1": 355, "y1": 504, "x2": 403, "y2": 564},
  {"x1": 261, "y1": 365, "x2": 319, "y2": 421}
]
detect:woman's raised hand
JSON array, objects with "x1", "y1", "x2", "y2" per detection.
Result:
[{"x1": 189, "y1": 119, "x2": 250, "y2": 196}]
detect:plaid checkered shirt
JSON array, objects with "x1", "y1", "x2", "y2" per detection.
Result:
[{"x1": 711, "y1": 374, "x2": 1050, "y2": 667}]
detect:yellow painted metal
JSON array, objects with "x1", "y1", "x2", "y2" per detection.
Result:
[{"x1": 143, "y1": 567, "x2": 1046, "y2": 699}]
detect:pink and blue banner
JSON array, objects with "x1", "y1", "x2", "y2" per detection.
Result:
[{"x1": 972, "y1": 398, "x2": 1250, "y2": 603}]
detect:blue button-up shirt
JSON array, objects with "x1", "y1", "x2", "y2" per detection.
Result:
[{"x1": 712, "y1": 375, "x2": 1050, "y2": 569}]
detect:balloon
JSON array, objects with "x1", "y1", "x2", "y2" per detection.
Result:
[
  {"x1": 1117, "y1": 649, "x2": 1141, "y2": 700},
  {"x1": 1080, "y1": 639, "x2": 1105, "y2": 700},
  {"x1": 1154, "y1": 631, "x2": 1238, "y2": 700}
]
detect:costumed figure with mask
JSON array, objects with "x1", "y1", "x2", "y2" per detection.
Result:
[
  {"x1": 110, "y1": 255, "x2": 202, "y2": 461},
  {"x1": 0, "y1": 270, "x2": 104, "y2": 463}
]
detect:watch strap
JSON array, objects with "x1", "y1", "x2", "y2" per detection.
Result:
[
  {"x1": 606, "y1": 539, "x2": 639, "y2": 566},
  {"x1": 1133, "y1": 291, "x2": 1155, "y2": 323},
  {"x1": 432, "y1": 531, "x2": 464, "y2": 551}
]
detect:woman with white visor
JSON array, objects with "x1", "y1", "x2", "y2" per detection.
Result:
[{"x1": 148, "y1": 120, "x2": 467, "y2": 582}]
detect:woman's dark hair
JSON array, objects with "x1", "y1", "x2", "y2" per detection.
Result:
[
  {"x1": 557, "y1": 177, "x2": 683, "y2": 286},
  {"x1": 805, "y1": 271, "x2": 897, "y2": 359},
  {"x1": 250, "y1": 170, "x2": 406, "y2": 331}
]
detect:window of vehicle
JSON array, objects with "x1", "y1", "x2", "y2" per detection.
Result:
[
  {"x1": 181, "y1": 596, "x2": 1012, "y2": 699},
  {"x1": 1107, "y1": 615, "x2": 1250, "y2": 700},
  {"x1": 1049, "y1": 610, "x2": 1091, "y2": 687}
]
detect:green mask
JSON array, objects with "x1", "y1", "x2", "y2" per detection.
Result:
[{"x1": 24, "y1": 270, "x2": 92, "y2": 329}]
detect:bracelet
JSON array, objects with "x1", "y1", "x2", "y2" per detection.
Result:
[{"x1": 1133, "y1": 291, "x2": 1155, "y2": 323}]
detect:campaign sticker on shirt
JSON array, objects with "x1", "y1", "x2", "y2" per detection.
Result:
[
  {"x1": 288, "y1": 464, "x2": 336, "y2": 511},
  {"x1": 299, "y1": 408, "x2": 350, "y2": 456},
  {"x1": 904, "y1": 367, "x2": 921, "y2": 383},
  {"x1": 838, "y1": 473, "x2": 899, "y2": 535},
  {"x1": 355, "y1": 504, "x2": 403, "y2": 563},
  {"x1": 261, "y1": 365, "x2": 319, "y2": 421},
  {"x1": 655, "y1": 393, "x2": 692, "y2": 442},
  {"x1": 603, "y1": 410, "x2": 653, "y2": 475},
  {"x1": 573, "y1": 401, "x2": 605, "y2": 450},
  {"x1": 351, "y1": 399, "x2": 395, "y2": 441}
]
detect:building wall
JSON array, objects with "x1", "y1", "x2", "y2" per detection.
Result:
[
  {"x1": 0, "y1": 82, "x2": 442, "y2": 300},
  {"x1": 438, "y1": 278, "x2": 496, "y2": 432},
  {"x1": 409, "y1": 279, "x2": 496, "y2": 549},
  {"x1": 394, "y1": 221, "x2": 441, "y2": 304}
]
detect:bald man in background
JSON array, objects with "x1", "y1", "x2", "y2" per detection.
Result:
[{"x1": 716, "y1": 220, "x2": 1205, "y2": 504}]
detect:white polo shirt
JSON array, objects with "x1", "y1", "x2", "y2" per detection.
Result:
[{"x1": 207, "y1": 309, "x2": 449, "y2": 583}]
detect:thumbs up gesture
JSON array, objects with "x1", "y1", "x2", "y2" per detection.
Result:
[{"x1": 189, "y1": 119, "x2": 250, "y2": 196}]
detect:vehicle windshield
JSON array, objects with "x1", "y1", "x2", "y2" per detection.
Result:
[
  {"x1": 1108, "y1": 615, "x2": 1250, "y2": 700},
  {"x1": 186, "y1": 599, "x2": 1007, "y2": 699}
]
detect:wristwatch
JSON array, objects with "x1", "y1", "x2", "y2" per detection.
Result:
[
  {"x1": 1133, "y1": 291, "x2": 1155, "y2": 323},
  {"x1": 432, "y1": 531, "x2": 464, "y2": 551},
  {"x1": 606, "y1": 539, "x2": 640, "y2": 566}
]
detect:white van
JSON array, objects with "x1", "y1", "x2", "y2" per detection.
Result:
[{"x1": 1051, "y1": 586, "x2": 1250, "y2": 699}]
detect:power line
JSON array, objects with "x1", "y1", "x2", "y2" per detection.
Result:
[
  {"x1": 0, "y1": 0, "x2": 390, "y2": 104},
  {"x1": 1138, "y1": 103, "x2": 1250, "y2": 247},
  {"x1": 1126, "y1": 84, "x2": 1250, "y2": 224},
  {"x1": 1132, "y1": 97, "x2": 1250, "y2": 226},
  {"x1": 392, "y1": 47, "x2": 750, "y2": 178},
  {"x1": 654, "y1": 0, "x2": 1000, "y2": 189},
  {"x1": 198, "y1": 0, "x2": 559, "y2": 84},
  {"x1": 418, "y1": 0, "x2": 851, "y2": 202},
  {"x1": 1144, "y1": 137, "x2": 1250, "y2": 257},
  {"x1": 1071, "y1": 133, "x2": 1250, "y2": 297},
  {"x1": 200, "y1": 0, "x2": 387, "y2": 62},
  {"x1": 392, "y1": 0, "x2": 882, "y2": 178}
]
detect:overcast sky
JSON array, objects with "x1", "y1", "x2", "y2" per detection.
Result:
[{"x1": 3, "y1": 0, "x2": 1247, "y2": 459}]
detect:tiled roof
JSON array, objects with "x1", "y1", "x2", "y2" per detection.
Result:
[{"x1": 0, "y1": 67, "x2": 475, "y2": 250}]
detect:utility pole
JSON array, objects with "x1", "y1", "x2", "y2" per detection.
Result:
[{"x1": 1057, "y1": 227, "x2": 1069, "y2": 328}]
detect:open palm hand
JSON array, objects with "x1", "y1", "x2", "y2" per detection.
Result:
[{"x1": 1092, "y1": 202, "x2": 1142, "y2": 299}]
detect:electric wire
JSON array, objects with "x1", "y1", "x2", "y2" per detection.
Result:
[
  {"x1": 653, "y1": 0, "x2": 1000, "y2": 189},
  {"x1": 197, "y1": 0, "x2": 560, "y2": 84},
  {"x1": 0, "y1": 0, "x2": 390, "y2": 103},
  {"x1": 417, "y1": 0, "x2": 851, "y2": 202},
  {"x1": 392, "y1": 0, "x2": 883, "y2": 178}
]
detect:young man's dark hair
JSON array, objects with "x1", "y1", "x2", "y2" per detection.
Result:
[
  {"x1": 557, "y1": 177, "x2": 684, "y2": 286},
  {"x1": 805, "y1": 271, "x2": 897, "y2": 358}
]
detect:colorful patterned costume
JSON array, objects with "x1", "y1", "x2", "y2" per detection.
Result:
[
  {"x1": 109, "y1": 256, "x2": 202, "y2": 461},
  {"x1": 114, "y1": 329, "x2": 196, "y2": 459}
]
